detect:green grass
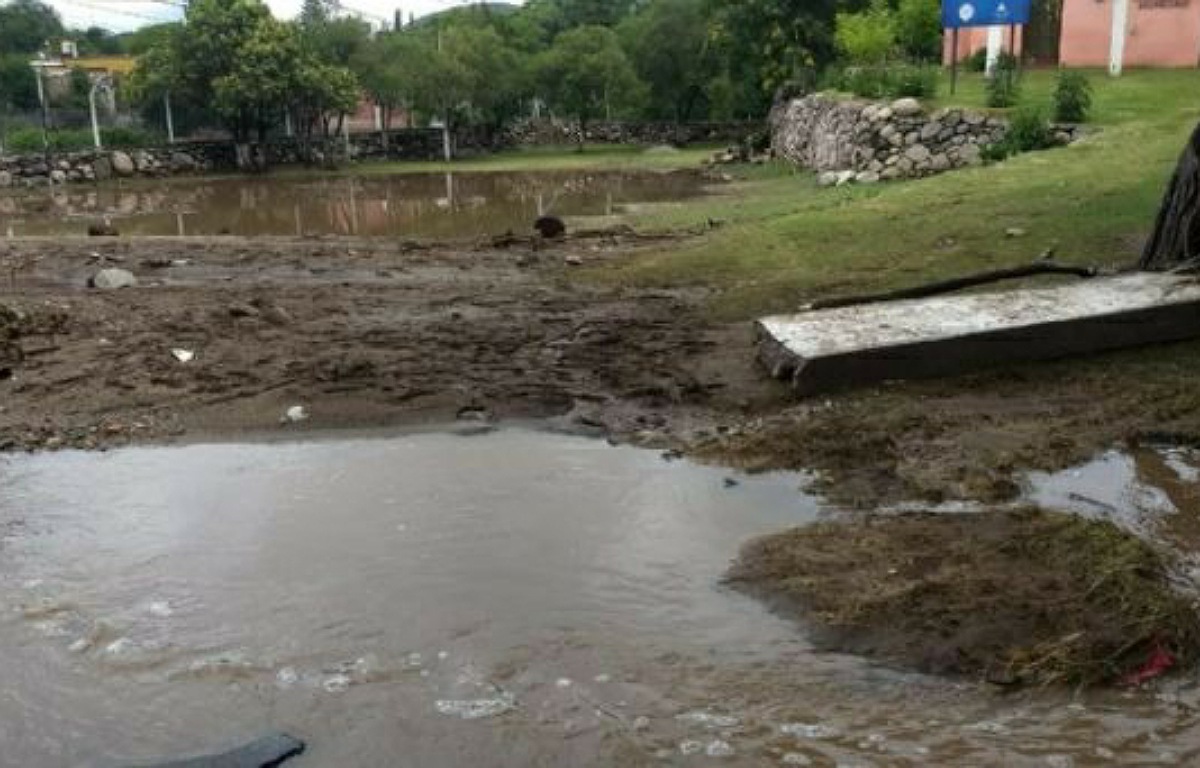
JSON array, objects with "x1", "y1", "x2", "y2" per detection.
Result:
[
  {"x1": 607, "y1": 69, "x2": 1200, "y2": 320},
  {"x1": 322, "y1": 144, "x2": 719, "y2": 176}
]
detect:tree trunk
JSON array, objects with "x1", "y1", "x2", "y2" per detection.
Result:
[
  {"x1": 1140, "y1": 120, "x2": 1200, "y2": 270},
  {"x1": 441, "y1": 114, "x2": 452, "y2": 162}
]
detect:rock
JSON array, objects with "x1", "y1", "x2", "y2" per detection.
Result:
[
  {"x1": 835, "y1": 169, "x2": 856, "y2": 186},
  {"x1": 110, "y1": 151, "x2": 135, "y2": 177},
  {"x1": 169, "y1": 152, "x2": 196, "y2": 171},
  {"x1": 534, "y1": 215, "x2": 566, "y2": 239},
  {"x1": 905, "y1": 144, "x2": 931, "y2": 163},
  {"x1": 897, "y1": 157, "x2": 915, "y2": 174},
  {"x1": 89, "y1": 268, "x2": 137, "y2": 290},
  {"x1": 87, "y1": 222, "x2": 119, "y2": 237},
  {"x1": 876, "y1": 107, "x2": 893, "y2": 121},
  {"x1": 228, "y1": 302, "x2": 260, "y2": 318},
  {"x1": 904, "y1": 131, "x2": 919, "y2": 146},
  {"x1": 880, "y1": 166, "x2": 901, "y2": 180},
  {"x1": 0, "y1": 171, "x2": 11, "y2": 188},
  {"x1": 891, "y1": 98, "x2": 922, "y2": 117},
  {"x1": 92, "y1": 156, "x2": 112, "y2": 180},
  {"x1": 920, "y1": 122, "x2": 942, "y2": 142},
  {"x1": 817, "y1": 171, "x2": 840, "y2": 187},
  {"x1": 959, "y1": 144, "x2": 983, "y2": 165},
  {"x1": 964, "y1": 111, "x2": 987, "y2": 126},
  {"x1": 930, "y1": 153, "x2": 951, "y2": 172},
  {"x1": 133, "y1": 150, "x2": 153, "y2": 172},
  {"x1": 49, "y1": 169, "x2": 66, "y2": 185},
  {"x1": 879, "y1": 124, "x2": 898, "y2": 141},
  {"x1": 855, "y1": 171, "x2": 880, "y2": 184}
]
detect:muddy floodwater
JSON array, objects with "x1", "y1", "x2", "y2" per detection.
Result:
[
  {"x1": 2, "y1": 430, "x2": 1200, "y2": 767},
  {"x1": 0, "y1": 170, "x2": 708, "y2": 239}
]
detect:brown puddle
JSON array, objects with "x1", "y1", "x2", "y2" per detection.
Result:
[
  {"x1": 0, "y1": 169, "x2": 708, "y2": 239},
  {"x1": 1, "y1": 430, "x2": 1200, "y2": 766}
]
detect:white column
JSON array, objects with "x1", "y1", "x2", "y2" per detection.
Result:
[
  {"x1": 985, "y1": 26, "x2": 1004, "y2": 75},
  {"x1": 1110, "y1": 0, "x2": 1129, "y2": 76}
]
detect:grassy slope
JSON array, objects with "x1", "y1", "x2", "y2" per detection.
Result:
[{"x1": 609, "y1": 69, "x2": 1200, "y2": 320}]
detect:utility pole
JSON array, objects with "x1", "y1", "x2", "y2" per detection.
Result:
[
  {"x1": 32, "y1": 60, "x2": 49, "y2": 154},
  {"x1": 88, "y1": 76, "x2": 111, "y2": 150},
  {"x1": 164, "y1": 92, "x2": 176, "y2": 144}
]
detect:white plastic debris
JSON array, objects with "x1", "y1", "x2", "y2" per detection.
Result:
[
  {"x1": 171, "y1": 349, "x2": 195, "y2": 363},
  {"x1": 593, "y1": 673, "x2": 611, "y2": 683},
  {"x1": 322, "y1": 673, "x2": 351, "y2": 693},
  {"x1": 555, "y1": 678, "x2": 573, "y2": 688},
  {"x1": 780, "y1": 723, "x2": 840, "y2": 740},
  {"x1": 434, "y1": 693, "x2": 516, "y2": 720},
  {"x1": 679, "y1": 740, "x2": 704, "y2": 756},
  {"x1": 706, "y1": 740, "x2": 735, "y2": 758},
  {"x1": 145, "y1": 600, "x2": 173, "y2": 617},
  {"x1": 676, "y1": 712, "x2": 741, "y2": 729},
  {"x1": 276, "y1": 667, "x2": 299, "y2": 688},
  {"x1": 782, "y1": 754, "x2": 812, "y2": 766},
  {"x1": 282, "y1": 405, "x2": 309, "y2": 424}
]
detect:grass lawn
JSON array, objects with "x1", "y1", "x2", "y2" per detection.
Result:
[
  {"x1": 317, "y1": 144, "x2": 719, "y2": 176},
  {"x1": 608, "y1": 69, "x2": 1200, "y2": 320}
]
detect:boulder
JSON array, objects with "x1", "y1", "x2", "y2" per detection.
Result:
[
  {"x1": 817, "y1": 171, "x2": 840, "y2": 187},
  {"x1": 855, "y1": 171, "x2": 880, "y2": 184},
  {"x1": 111, "y1": 151, "x2": 135, "y2": 177},
  {"x1": 905, "y1": 144, "x2": 931, "y2": 163},
  {"x1": 49, "y1": 169, "x2": 66, "y2": 185},
  {"x1": 92, "y1": 156, "x2": 112, "y2": 180},
  {"x1": 89, "y1": 268, "x2": 137, "y2": 290},
  {"x1": 0, "y1": 170, "x2": 11, "y2": 188},
  {"x1": 891, "y1": 98, "x2": 923, "y2": 117},
  {"x1": 835, "y1": 169, "x2": 856, "y2": 186},
  {"x1": 919, "y1": 122, "x2": 942, "y2": 142},
  {"x1": 169, "y1": 152, "x2": 196, "y2": 171}
]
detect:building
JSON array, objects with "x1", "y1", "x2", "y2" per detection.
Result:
[{"x1": 945, "y1": 0, "x2": 1200, "y2": 68}]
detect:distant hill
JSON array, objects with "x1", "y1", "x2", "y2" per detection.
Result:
[{"x1": 414, "y1": 3, "x2": 520, "y2": 25}]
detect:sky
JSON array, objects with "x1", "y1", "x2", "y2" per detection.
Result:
[{"x1": 43, "y1": 0, "x2": 521, "y2": 34}]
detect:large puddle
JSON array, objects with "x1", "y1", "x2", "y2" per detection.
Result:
[
  {"x1": 2, "y1": 430, "x2": 1200, "y2": 766},
  {"x1": 0, "y1": 169, "x2": 707, "y2": 239}
]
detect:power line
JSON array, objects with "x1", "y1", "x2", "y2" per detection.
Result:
[{"x1": 56, "y1": 0, "x2": 181, "y2": 23}]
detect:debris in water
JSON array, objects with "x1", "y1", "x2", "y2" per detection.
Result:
[
  {"x1": 145, "y1": 600, "x2": 173, "y2": 617},
  {"x1": 170, "y1": 349, "x2": 194, "y2": 364},
  {"x1": 678, "y1": 740, "x2": 704, "y2": 756},
  {"x1": 1122, "y1": 642, "x2": 1176, "y2": 687},
  {"x1": 1046, "y1": 756, "x2": 1074, "y2": 768},
  {"x1": 780, "y1": 723, "x2": 840, "y2": 740},
  {"x1": 593, "y1": 673, "x2": 611, "y2": 683},
  {"x1": 676, "y1": 712, "x2": 741, "y2": 729},
  {"x1": 434, "y1": 693, "x2": 516, "y2": 720},
  {"x1": 322, "y1": 673, "x2": 351, "y2": 693},
  {"x1": 555, "y1": 677, "x2": 573, "y2": 688},
  {"x1": 282, "y1": 405, "x2": 309, "y2": 424},
  {"x1": 782, "y1": 754, "x2": 813, "y2": 766},
  {"x1": 632, "y1": 716, "x2": 650, "y2": 731},
  {"x1": 276, "y1": 667, "x2": 299, "y2": 688},
  {"x1": 105, "y1": 637, "x2": 133, "y2": 655},
  {"x1": 68, "y1": 637, "x2": 91, "y2": 653},
  {"x1": 706, "y1": 740, "x2": 735, "y2": 757}
]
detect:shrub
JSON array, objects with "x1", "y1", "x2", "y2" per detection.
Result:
[
  {"x1": 1005, "y1": 105, "x2": 1054, "y2": 152},
  {"x1": 3, "y1": 126, "x2": 160, "y2": 153},
  {"x1": 1052, "y1": 70, "x2": 1092, "y2": 123},
  {"x1": 965, "y1": 48, "x2": 987, "y2": 72},
  {"x1": 985, "y1": 55, "x2": 1020, "y2": 108},
  {"x1": 824, "y1": 64, "x2": 938, "y2": 100}
]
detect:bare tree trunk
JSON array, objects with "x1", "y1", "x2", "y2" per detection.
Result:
[
  {"x1": 442, "y1": 113, "x2": 452, "y2": 162},
  {"x1": 1141, "y1": 120, "x2": 1200, "y2": 270}
]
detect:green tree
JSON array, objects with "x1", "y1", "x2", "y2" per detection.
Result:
[
  {"x1": 537, "y1": 25, "x2": 645, "y2": 150},
  {"x1": 442, "y1": 24, "x2": 529, "y2": 137},
  {"x1": 403, "y1": 34, "x2": 472, "y2": 160},
  {"x1": 835, "y1": 0, "x2": 896, "y2": 64},
  {"x1": 351, "y1": 32, "x2": 417, "y2": 141},
  {"x1": 619, "y1": 0, "x2": 716, "y2": 123},
  {"x1": 0, "y1": 0, "x2": 63, "y2": 55},
  {"x1": 894, "y1": 0, "x2": 942, "y2": 62},
  {"x1": 0, "y1": 56, "x2": 39, "y2": 111}
]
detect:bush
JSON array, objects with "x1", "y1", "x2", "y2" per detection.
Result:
[
  {"x1": 1052, "y1": 70, "x2": 1092, "y2": 123},
  {"x1": 982, "y1": 105, "x2": 1054, "y2": 162},
  {"x1": 985, "y1": 56, "x2": 1020, "y2": 108},
  {"x1": 965, "y1": 48, "x2": 987, "y2": 72},
  {"x1": 825, "y1": 63, "x2": 938, "y2": 100},
  {"x1": 3, "y1": 126, "x2": 161, "y2": 153}
]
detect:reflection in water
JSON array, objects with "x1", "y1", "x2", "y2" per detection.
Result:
[
  {"x1": 1, "y1": 431, "x2": 1199, "y2": 766},
  {"x1": 0, "y1": 170, "x2": 708, "y2": 239}
]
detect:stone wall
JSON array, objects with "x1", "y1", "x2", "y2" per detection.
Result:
[
  {"x1": 0, "y1": 119, "x2": 764, "y2": 188},
  {"x1": 770, "y1": 94, "x2": 1008, "y2": 183}
]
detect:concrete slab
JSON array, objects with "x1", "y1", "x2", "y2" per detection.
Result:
[{"x1": 757, "y1": 272, "x2": 1200, "y2": 395}]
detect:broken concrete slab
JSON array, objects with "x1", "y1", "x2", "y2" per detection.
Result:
[
  {"x1": 126, "y1": 732, "x2": 305, "y2": 768},
  {"x1": 758, "y1": 272, "x2": 1200, "y2": 395}
]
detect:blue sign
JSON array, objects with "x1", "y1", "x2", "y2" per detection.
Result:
[{"x1": 942, "y1": 0, "x2": 1030, "y2": 27}]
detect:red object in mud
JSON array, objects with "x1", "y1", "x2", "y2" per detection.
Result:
[{"x1": 1122, "y1": 644, "x2": 1176, "y2": 687}]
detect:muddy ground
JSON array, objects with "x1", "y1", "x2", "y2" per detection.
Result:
[
  {"x1": 4, "y1": 231, "x2": 1200, "y2": 505},
  {"x1": 6, "y1": 230, "x2": 1200, "y2": 686}
]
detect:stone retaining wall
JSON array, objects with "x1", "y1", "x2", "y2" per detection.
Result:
[
  {"x1": 0, "y1": 119, "x2": 763, "y2": 188},
  {"x1": 770, "y1": 94, "x2": 1011, "y2": 183}
]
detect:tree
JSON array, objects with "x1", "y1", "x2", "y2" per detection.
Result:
[
  {"x1": 835, "y1": 0, "x2": 897, "y2": 65},
  {"x1": 620, "y1": 0, "x2": 716, "y2": 124},
  {"x1": 442, "y1": 24, "x2": 529, "y2": 138},
  {"x1": 0, "y1": 0, "x2": 63, "y2": 55},
  {"x1": 403, "y1": 34, "x2": 472, "y2": 160},
  {"x1": 0, "y1": 55, "x2": 39, "y2": 112},
  {"x1": 894, "y1": 0, "x2": 942, "y2": 62},
  {"x1": 351, "y1": 32, "x2": 417, "y2": 142},
  {"x1": 537, "y1": 26, "x2": 645, "y2": 150}
]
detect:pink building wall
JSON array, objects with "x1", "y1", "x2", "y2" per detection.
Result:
[
  {"x1": 1060, "y1": 0, "x2": 1200, "y2": 68},
  {"x1": 943, "y1": 26, "x2": 1025, "y2": 63}
]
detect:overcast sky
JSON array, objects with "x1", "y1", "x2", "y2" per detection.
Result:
[{"x1": 44, "y1": 0, "x2": 520, "y2": 34}]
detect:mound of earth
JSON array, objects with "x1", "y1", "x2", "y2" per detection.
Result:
[{"x1": 726, "y1": 508, "x2": 1200, "y2": 686}]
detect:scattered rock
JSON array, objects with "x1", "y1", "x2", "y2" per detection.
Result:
[
  {"x1": 891, "y1": 97, "x2": 923, "y2": 117},
  {"x1": 282, "y1": 405, "x2": 309, "y2": 424},
  {"x1": 88, "y1": 268, "x2": 137, "y2": 290},
  {"x1": 110, "y1": 151, "x2": 135, "y2": 177},
  {"x1": 49, "y1": 169, "x2": 66, "y2": 185},
  {"x1": 91, "y1": 156, "x2": 112, "y2": 181},
  {"x1": 564, "y1": 255, "x2": 583, "y2": 266},
  {"x1": 228, "y1": 302, "x2": 260, "y2": 319},
  {"x1": 0, "y1": 170, "x2": 11, "y2": 188}
]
